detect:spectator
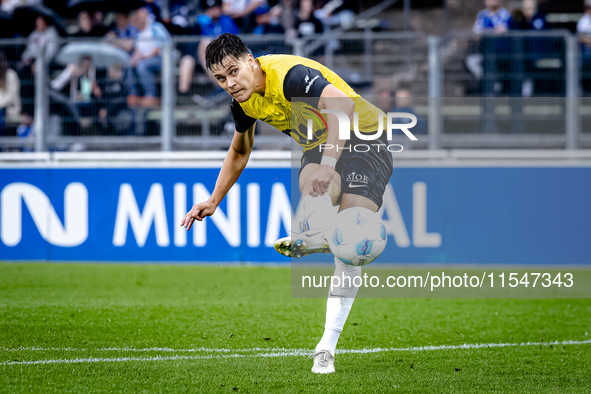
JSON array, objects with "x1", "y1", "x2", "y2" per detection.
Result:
[
  {"x1": 21, "y1": 15, "x2": 59, "y2": 64},
  {"x1": 473, "y1": 0, "x2": 510, "y2": 34},
  {"x1": 91, "y1": 10, "x2": 109, "y2": 36},
  {"x1": 19, "y1": 15, "x2": 59, "y2": 118},
  {"x1": 506, "y1": 0, "x2": 547, "y2": 96},
  {"x1": 145, "y1": 0, "x2": 163, "y2": 22},
  {"x1": 473, "y1": 0, "x2": 511, "y2": 97},
  {"x1": 106, "y1": 11, "x2": 138, "y2": 53},
  {"x1": 1, "y1": 0, "x2": 41, "y2": 14},
  {"x1": 374, "y1": 80, "x2": 393, "y2": 113},
  {"x1": 222, "y1": 0, "x2": 265, "y2": 33},
  {"x1": 126, "y1": 7, "x2": 171, "y2": 108},
  {"x1": 74, "y1": 10, "x2": 105, "y2": 37},
  {"x1": 314, "y1": 0, "x2": 358, "y2": 30},
  {"x1": 391, "y1": 81, "x2": 427, "y2": 136},
  {"x1": 49, "y1": 55, "x2": 100, "y2": 96},
  {"x1": 509, "y1": 0, "x2": 546, "y2": 31},
  {"x1": 198, "y1": 0, "x2": 240, "y2": 36},
  {"x1": 98, "y1": 65, "x2": 133, "y2": 135},
  {"x1": 294, "y1": 0, "x2": 323, "y2": 37},
  {"x1": 253, "y1": 5, "x2": 284, "y2": 34},
  {"x1": 0, "y1": 51, "x2": 21, "y2": 136},
  {"x1": 166, "y1": 0, "x2": 195, "y2": 34},
  {"x1": 577, "y1": 0, "x2": 591, "y2": 34},
  {"x1": 50, "y1": 55, "x2": 102, "y2": 115},
  {"x1": 168, "y1": 0, "x2": 202, "y2": 94}
]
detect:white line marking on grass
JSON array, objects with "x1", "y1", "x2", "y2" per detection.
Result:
[
  {"x1": 2, "y1": 339, "x2": 590, "y2": 366},
  {"x1": 98, "y1": 347, "x2": 304, "y2": 353},
  {"x1": 0, "y1": 351, "x2": 309, "y2": 366},
  {"x1": 1, "y1": 347, "x2": 304, "y2": 353},
  {"x1": 336, "y1": 339, "x2": 591, "y2": 354}
]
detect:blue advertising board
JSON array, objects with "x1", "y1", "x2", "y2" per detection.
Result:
[{"x1": 0, "y1": 167, "x2": 590, "y2": 264}]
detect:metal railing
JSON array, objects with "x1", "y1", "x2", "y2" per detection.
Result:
[{"x1": 0, "y1": 30, "x2": 590, "y2": 152}]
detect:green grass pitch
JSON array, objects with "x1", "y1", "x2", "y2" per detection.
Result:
[{"x1": 1, "y1": 262, "x2": 590, "y2": 393}]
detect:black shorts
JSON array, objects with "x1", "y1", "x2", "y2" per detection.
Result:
[{"x1": 300, "y1": 132, "x2": 394, "y2": 209}]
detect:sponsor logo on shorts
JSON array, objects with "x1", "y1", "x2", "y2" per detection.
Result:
[
  {"x1": 347, "y1": 172, "x2": 368, "y2": 188},
  {"x1": 348, "y1": 183, "x2": 368, "y2": 188}
]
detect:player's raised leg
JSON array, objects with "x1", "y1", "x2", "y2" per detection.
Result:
[{"x1": 274, "y1": 163, "x2": 341, "y2": 258}]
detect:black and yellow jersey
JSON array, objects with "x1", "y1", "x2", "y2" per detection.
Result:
[{"x1": 231, "y1": 54, "x2": 384, "y2": 152}]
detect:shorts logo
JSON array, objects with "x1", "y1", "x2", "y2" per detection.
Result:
[
  {"x1": 304, "y1": 75, "x2": 320, "y2": 94},
  {"x1": 347, "y1": 172, "x2": 368, "y2": 188}
]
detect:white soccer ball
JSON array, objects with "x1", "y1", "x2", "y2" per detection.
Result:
[{"x1": 328, "y1": 207, "x2": 387, "y2": 266}]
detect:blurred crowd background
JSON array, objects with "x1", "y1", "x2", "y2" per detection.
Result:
[{"x1": 1, "y1": 0, "x2": 591, "y2": 151}]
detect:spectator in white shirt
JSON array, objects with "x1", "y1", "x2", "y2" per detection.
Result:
[
  {"x1": 126, "y1": 7, "x2": 171, "y2": 108},
  {"x1": 0, "y1": 51, "x2": 21, "y2": 136},
  {"x1": 577, "y1": 0, "x2": 591, "y2": 33}
]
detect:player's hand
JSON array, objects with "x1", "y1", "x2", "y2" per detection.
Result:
[
  {"x1": 303, "y1": 165, "x2": 335, "y2": 197},
  {"x1": 181, "y1": 200, "x2": 218, "y2": 231}
]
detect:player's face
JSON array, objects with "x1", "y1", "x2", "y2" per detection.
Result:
[{"x1": 211, "y1": 55, "x2": 256, "y2": 102}]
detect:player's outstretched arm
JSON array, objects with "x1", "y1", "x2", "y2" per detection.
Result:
[{"x1": 180, "y1": 122, "x2": 255, "y2": 230}]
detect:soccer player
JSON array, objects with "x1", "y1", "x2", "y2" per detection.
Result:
[{"x1": 180, "y1": 33, "x2": 394, "y2": 374}]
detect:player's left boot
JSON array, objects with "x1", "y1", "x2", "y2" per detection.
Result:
[
  {"x1": 274, "y1": 223, "x2": 331, "y2": 259},
  {"x1": 311, "y1": 350, "x2": 336, "y2": 374}
]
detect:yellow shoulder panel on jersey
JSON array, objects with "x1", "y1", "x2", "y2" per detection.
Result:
[{"x1": 232, "y1": 55, "x2": 384, "y2": 151}]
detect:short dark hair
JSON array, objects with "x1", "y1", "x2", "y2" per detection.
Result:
[{"x1": 205, "y1": 33, "x2": 251, "y2": 72}]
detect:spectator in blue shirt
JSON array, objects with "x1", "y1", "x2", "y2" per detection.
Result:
[
  {"x1": 106, "y1": 11, "x2": 138, "y2": 54},
  {"x1": 473, "y1": 0, "x2": 511, "y2": 97},
  {"x1": 112, "y1": 12, "x2": 138, "y2": 39},
  {"x1": 473, "y1": 0, "x2": 510, "y2": 34},
  {"x1": 197, "y1": 0, "x2": 240, "y2": 36},
  {"x1": 193, "y1": 0, "x2": 240, "y2": 88}
]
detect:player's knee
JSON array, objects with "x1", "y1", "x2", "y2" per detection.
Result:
[{"x1": 328, "y1": 181, "x2": 341, "y2": 205}]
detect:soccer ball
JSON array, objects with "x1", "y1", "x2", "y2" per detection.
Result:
[{"x1": 328, "y1": 207, "x2": 387, "y2": 266}]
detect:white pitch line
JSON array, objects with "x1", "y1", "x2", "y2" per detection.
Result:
[
  {"x1": 2, "y1": 339, "x2": 590, "y2": 366},
  {"x1": 1, "y1": 347, "x2": 305, "y2": 353},
  {"x1": 336, "y1": 339, "x2": 591, "y2": 354},
  {"x1": 0, "y1": 351, "x2": 309, "y2": 366}
]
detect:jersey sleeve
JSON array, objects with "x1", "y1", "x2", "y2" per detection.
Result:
[
  {"x1": 231, "y1": 98, "x2": 256, "y2": 133},
  {"x1": 283, "y1": 65, "x2": 332, "y2": 106}
]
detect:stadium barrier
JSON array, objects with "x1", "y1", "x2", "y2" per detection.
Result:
[
  {"x1": 1, "y1": 150, "x2": 590, "y2": 264},
  {"x1": 1, "y1": 31, "x2": 590, "y2": 152}
]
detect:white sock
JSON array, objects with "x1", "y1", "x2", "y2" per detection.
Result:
[
  {"x1": 302, "y1": 193, "x2": 335, "y2": 231},
  {"x1": 315, "y1": 258, "x2": 361, "y2": 356}
]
